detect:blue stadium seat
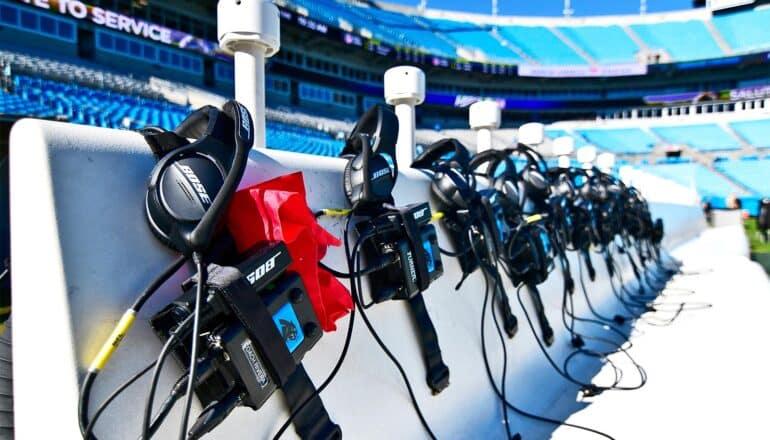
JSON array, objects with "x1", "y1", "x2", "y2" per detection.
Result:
[
  {"x1": 545, "y1": 129, "x2": 588, "y2": 148},
  {"x1": 639, "y1": 162, "x2": 745, "y2": 208},
  {"x1": 630, "y1": 20, "x2": 724, "y2": 61},
  {"x1": 651, "y1": 123, "x2": 741, "y2": 152},
  {"x1": 712, "y1": 8, "x2": 770, "y2": 54},
  {"x1": 728, "y1": 119, "x2": 770, "y2": 149},
  {"x1": 714, "y1": 159, "x2": 770, "y2": 198},
  {"x1": 575, "y1": 128, "x2": 657, "y2": 154},
  {"x1": 497, "y1": 26, "x2": 586, "y2": 65},
  {"x1": 428, "y1": 19, "x2": 522, "y2": 63},
  {"x1": 266, "y1": 120, "x2": 344, "y2": 157},
  {"x1": 4, "y1": 75, "x2": 343, "y2": 157},
  {"x1": 556, "y1": 25, "x2": 639, "y2": 64}
]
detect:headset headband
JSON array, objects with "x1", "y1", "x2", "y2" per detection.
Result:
[{"x1": 412, "y1": 138, "x2": 471, "y2": 173}]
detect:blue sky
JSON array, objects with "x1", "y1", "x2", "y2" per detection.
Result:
[{"x1": 386, "y1": 0, "x2": 695, "y2": 16}]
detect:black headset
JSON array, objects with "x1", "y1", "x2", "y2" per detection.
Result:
[
  {"x1": 506, "y1": 143, "x2": 551, "y2": 211},
  {"x1": 469, "y1": 149, "x2": 521, "y2": 213},
  {"x1": 143, "y1": 101, "x2": 253, "y2": 255},
  {"x1": 341, "y1": 104, "x2": 398, "y2": 211},
  {"x1": 412, "y1": 138, "x2": 476, "y2": 212}
]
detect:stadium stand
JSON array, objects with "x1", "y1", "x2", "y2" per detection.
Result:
[
  {"x1": 575, "y1": 127, "x2": 657, "y2": 154},
  {"x1": 11, "y1": 75, "x2": 188, "y2": 130},
  {"x1": 265, "y1": 120, "x2": 345, "y2": 156},
  {"x1": 430, "y1": 20, "x2": 523, "y2": 63},
  {"x1": 496, "y1": 26, "x2": 586, "y2": 65},
  {"x1": 637, "y1": 162, "x2": 745, "y2": 208},
  {"x1": 714, "y1": 158, "x2": 770, "y2": 198},
  {"x1": 277, "y1": 0, "x2": 770, "y2": 65},
  {"x1": 711, "y1": 7, "x2": 770, "y2": 54},
  {"x1": 728, "y1": 120, "x2": 770, "y2": 149},
  {"x1": 651, "y1": 123, "x2": 742, "y2": 152},
  {"x1": 545, "y1": 129, "x2": 588, "y2": 148},
  {"x1": 629, "y1": 20, "x2": 724, "y2": 61},
  {"x1": 555, "y1": 25, "x2": 640, "y2": 64}
]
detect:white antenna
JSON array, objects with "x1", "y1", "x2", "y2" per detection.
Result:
[{"x1": 563, "y1": 0, "x2": 574, "y2": 17}]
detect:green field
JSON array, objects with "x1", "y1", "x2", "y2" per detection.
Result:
[
  {"x1": 745, "y1": 218, "x2": 770, "y2": 253},
  {"x1": 745, "y1": 218, "x2": 770, "y2": 273}
]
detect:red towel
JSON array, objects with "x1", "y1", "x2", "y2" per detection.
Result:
[{"x1": 226, "y1": 172, "x2": 352, "y2": 332}]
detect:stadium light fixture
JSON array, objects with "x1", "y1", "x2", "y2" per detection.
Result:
[
  {"x1": 469, "y1": 100, "x2": 501, "y2": 153},
  {"x1": 563, "y1": 0, "x2": 574, "y2": 17},
  {"x1": 384, "y1": 66, "x2": 426, "y2": 167},
  {"x1": 218, "y1": 0, "x2": 280, "y2": 149}
]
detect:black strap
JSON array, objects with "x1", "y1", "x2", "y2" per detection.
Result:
[
  {"x1": 525, "y1": 284, "x2": 554, "y2": 346},
  {"x1": 406, "y1": 293, "x2": 450, "y2": 394},
  {"x1": 282, "y1": 365, "x2": 341, "y2": 440},
  {"x1": 212, "y1": 269, "x2": 297, "y2": 386},
  {"x1": 496, "y1": 286, "x2": 518, "y2": 339}
]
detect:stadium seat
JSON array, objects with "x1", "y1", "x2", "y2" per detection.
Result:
[
  {"x1": 629, "y1": 20, "x2": 724, "y2": 61},
  {"x1": 714, "y1": 159, "x2": 770, "y2": 198},
  {"x1": 651, "y1": 123, "x2": 742, "y2": 152},
  {"x1": 428, "y1": 19, "x2": 522, "y2": 63},
  {"x1": 556, "y1": 25, "x2": 640, "y2": 64},
  {"x1": 496, "y1": 26, "x2": 586, "y2": 65},
  {"x1": 575, "y1": 127, "x2": 657, "y2": 154},
  {"x1": 712, "y1": 7, "x2": 770, "y2": 54},
  {"x1": 728, "y1": 120, "x2": 770, "y2": 149},
  {"x1": 639, "y1": 162, "x2": 745, "y2": 208},
  {"x1": 545, "y1": 129, "x2": 588, "y2": 148}
]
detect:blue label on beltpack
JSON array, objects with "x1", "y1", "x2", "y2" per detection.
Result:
[
  {"x1": 423, "y1": 240, "x2": 436, "y2": 274},
  {"x1": 272, "y1": 303, "x2": 305, "y2": 353}
]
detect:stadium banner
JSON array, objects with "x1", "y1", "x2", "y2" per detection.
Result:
[
  {"x1": 518, "y1": 63, "x2": 648, "y2": 78},
  {"x1": 14, "y1": 0, "x2": 219, "y2": 56}
]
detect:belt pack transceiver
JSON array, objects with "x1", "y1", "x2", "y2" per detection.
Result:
[{"x1": 150, "y1": 242, "x2": 321, "y2": 410}]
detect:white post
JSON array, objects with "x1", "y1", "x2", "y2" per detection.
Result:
[
  {"x1": 469, "y1": 100, "x2": 501, "y2": 153},
  {"x1": 218, "y1": 0, "x2": 280, "y2": 149},
  {"x1": 384, "y1": 66, "x2": 425, "y2": 168},
  {"x1": 553, "y1": 136, "x2": 575, "y2": 169}
]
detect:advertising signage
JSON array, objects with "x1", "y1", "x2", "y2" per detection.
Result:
[{"x1": 15, "y1": 0, "x2": 218, "y2": 55}]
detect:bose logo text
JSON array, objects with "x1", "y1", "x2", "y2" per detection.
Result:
[
  {"x1": 371, "y1": 168, "x2": 389, "y2": 180},
  {"x1": 413, "y1": 207, "x2": 428, "y2": 220},
  {"x1": 236, "y1": 103, "x2": 251, "y2": 138},
  {"x1": 179, "y1": 165, "x2": 212, "y2": 205},
  {"x1": 246, "y1": 252, "x2": 281, "y2": 285}
]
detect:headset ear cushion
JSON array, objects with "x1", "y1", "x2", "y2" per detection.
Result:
[{"x1": 343, "y1": 155, "x2": 357, "y2": 205}]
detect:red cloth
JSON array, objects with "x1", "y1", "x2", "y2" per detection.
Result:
[{"x1": 226, "y1": 172, "x2": 352, "y2": 332}]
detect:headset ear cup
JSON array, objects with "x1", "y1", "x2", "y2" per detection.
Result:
[{"x1": 343, "y1": 156, "x2": 356, "y2": 205}]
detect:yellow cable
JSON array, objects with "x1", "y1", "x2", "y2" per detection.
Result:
[
  {"x1": 525, "y1": 214, "x2": 543, "y2": 224},
  {"x1": 321, "y1": 208, "x2": 351, "y2": 217},
  {"x1": 431, "y1": 212, "x2": 445, "y2": 222},
  {"x1": 88, "y1": 310, "x2": 136, "y2": 372}
]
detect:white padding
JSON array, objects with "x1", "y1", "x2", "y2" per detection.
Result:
[
  {"x1": 469, "y1": 101, "x2": 501, "y2": 130},
  {"x1": 384, "y1": 66, "x2": 425, "y2": 105},
  {"x1": 218, "y1": 0, "x2": 280, "y2": 56},
  {"x1": 518, "y1": 122, "x2": 544, "y2": 146},
  {"x1": 10, "y1": 120, "x2": 704, "y2": 440}
]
